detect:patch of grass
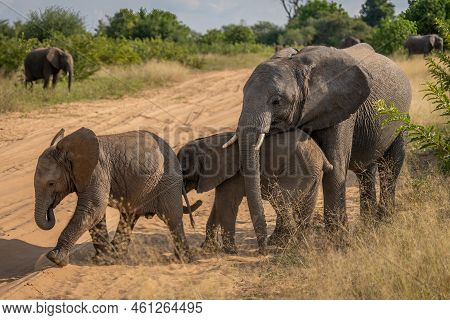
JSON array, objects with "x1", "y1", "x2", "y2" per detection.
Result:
[
  {"x1": 0, "y1": 60, "x2": 191, "y2": 113},
  {"x1": 240, "y1": 159, "x2": 449, "y2": 299}
]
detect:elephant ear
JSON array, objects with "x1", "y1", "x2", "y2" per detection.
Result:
[
  {"x1": 46, "y1": 47, "x2": 61, "y2": 69},
  {"x1": 196, "y1": 133, "x2": 240, "y2": 193},
  {"x1": 50, "y1": 128, "x2": 65, "y2": 147},
  {"x1": 56, "y1": 127, "x2": 99, "y2": 193},
  {"x1": 294, "y1": 46, "x2": 370, "y2": 131}
]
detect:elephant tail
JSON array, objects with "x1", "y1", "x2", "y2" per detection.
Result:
[{"x1": 182, "y1": 187, "x2": 199, "y2": 228}]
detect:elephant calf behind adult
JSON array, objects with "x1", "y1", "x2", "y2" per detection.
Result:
[
  {"x1": 34, "y1": 128, "x2": 193, "y2": 266},
  {"x1": 24, "y1": 47, "x2": 73, "y2": 91},
  {"x1": 178, "y1": 130, "x2": 332, "y2": 253}
]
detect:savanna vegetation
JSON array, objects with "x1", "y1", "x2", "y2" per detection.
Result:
[{"x1": 0, "y1": 0, "x2": 448, "y2": 113}]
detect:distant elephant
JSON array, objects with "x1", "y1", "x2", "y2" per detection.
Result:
[
  {"x1": 24, "y1": 47, "x2": 73, "y2": 91},
  {"x1": 34, "y1": 128, "x2": 195, "y2": 266},
  {"x1": 404, "y1": 35, "x2": 444, "y2": 56},
  {"x1": 339, "y1": 36, "x2": 361, "y2": 48},
  {"x1": 221, "y1": 44, "x2": 411, "y2": 252},
  {"x1": 178, "y1": 130, "x2": 332, "y2": 253}
]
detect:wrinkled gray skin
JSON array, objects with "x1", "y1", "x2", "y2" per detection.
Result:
[
  {"x1": 340, "y1": 36, "x2": 361, "y2": 49},
  {"x1": 224, "y1": 44, "x2": 411, "y2": 252},
  {"x1": 178, "y1": 130, "x2": 332, "y2": 253},
  {"x1": 404, "y1": 35, "x2": 444, "y2": 56},
  {"x1": 34, "y1": 128, "x2": 193, "y2": 267},
  {"x1": 24, "y1": 47, "x2": 73, "y2": 91}
]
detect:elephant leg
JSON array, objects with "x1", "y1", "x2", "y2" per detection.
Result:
[
  {"x1": 313, "y1": 121, "x2": 354, "y2": 233},
  {"x1": 355, "y1": 163, "x2": 378, "y2": 222},
  {"x1": 378, "y1": 134, "x2": 405, "y2": 219},
  {"x1": 267, "y1": 188, "x2": 295, "y2": 247},
  {"x1": 202, "y1": 202, "x2": 221, "y2": 251},
  {"x1": 157, "y1": 196, "x2": 190, "y2": 263},
  {"x1": 89, "y1": 211, "x2": 111, "y2": 264},
  {"x1": 52, "y1": 71, "x2": 60, "y2": 89},
  {"x1": 217, "y1": 178, "x2": 244, "y2": 254},
  {"x1": 110, "y1": 212, "x2": 139, "y2": 259},
  {"x1": 47, "y1": 198, "x2": 107, "y2": 267}
]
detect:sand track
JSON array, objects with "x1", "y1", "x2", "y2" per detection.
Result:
[{"x1": 0, "y1": 69, "x2": 359, "y2": 299}]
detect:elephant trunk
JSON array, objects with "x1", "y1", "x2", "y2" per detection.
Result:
[
  {"x1": 236, "y1": 109, "x2": 271, "y2": 252},
  {"x1": 34, "y1": 197, "x2": 56, "y2": 231},
  {"x1": 67, "y1": 66, "x2": 73, "y2": 92}
]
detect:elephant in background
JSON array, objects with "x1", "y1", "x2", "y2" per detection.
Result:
[
  {"x1": 404, "y1": 35, "x2": 444, "y2": 56},
  {"x1": 340, "y1": 36, "x2": 361, "y2": 48},
  {"x1": 34, "y1": 128, "x2": 195, "y2": 266},
  {"x1": 24, "y1": 47, "x2": 73, "y2": 91},
  {"x1": 178, "y1": 130, "x2": 332, "y2": 254},
  {"x1": 221, "y1": 44, "x2": 411, "y2": 252}
]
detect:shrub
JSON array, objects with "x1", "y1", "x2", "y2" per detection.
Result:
[
  {"x1": 251, "y1": 21, "x2": 284, "y2": 45},
  {"x1": 222, "y1": 24, "x2": 256, "y2": 44},
  {"x1": 369, "y1": 17, "x2": 417, "y2": 55},
  {"x1": 22, "y1": 6, "x2": 86, "y2": 41},
  {"x1": 376, "y1": 52, "x2": 449, "y2": 173}
]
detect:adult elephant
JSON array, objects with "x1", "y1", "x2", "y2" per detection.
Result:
[
  {"x1": 404, "y1": 35, "x2": 444, "y2": 56},
  {"x1": 222, "y1": 44, "x2": 411, "y2": 252},
  {"x1": 24, "y1": 47, "x2": 73, "y2": 91}
]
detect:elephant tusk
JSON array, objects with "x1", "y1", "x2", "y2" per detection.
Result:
[
  {"x1": 222, "y1": 134, "x2": 238, "y2": 148},
  {"x1": 254, "y1": 133, "x2": 265, "y2": 151}
]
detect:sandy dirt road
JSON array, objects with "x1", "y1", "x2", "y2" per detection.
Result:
[{"x1": 0, "y1": 69, "x2": 360, "y2": 299}]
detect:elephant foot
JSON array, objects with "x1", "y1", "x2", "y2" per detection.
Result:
[
  {"x1": 92, "y1": 251, "x2": 116, "y2": 266},
  {"x1": 201, "y1": 238, "x2": 221, "y2": 252},
  {"x1": 223, "y1": 244, "x2": 238, "y2": 255},
  {"x1": 267, "y1": 231, "x2": 290, "y2": 247},
  {"x1": 47, "y1": 249, "x2": 69, "y2": 267},
  {"x1": 257, "y1": 237, "x2": 268, "y2": 255}
]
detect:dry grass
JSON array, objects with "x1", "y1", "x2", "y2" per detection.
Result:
[
  {"x1": 0, "y1": 60, "x2": 191, "y2": 113},
  {"x1": 237, "y1": 162, "x2": 449, "y2": 299}
]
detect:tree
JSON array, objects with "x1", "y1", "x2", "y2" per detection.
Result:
[
  {"x1": 22, "y1": 6, "x2": 86, "y2": 41},
  {"x1": 0, "y1": 20, "x2": 15, "y2": 38},
  {"x1": 312, "y1": 12, "x2": 372, "y2": 46},
  {"x1": 403, "y1": 0, "x2": 449, "y2": 35},
  {"x1": 287, "y1": 0, "x2": 346, "y2": 29},
  {"x1": 369, "y1": 17, "x2": 417, "y2": 54},
  {"x1": 200, "y1": 29, "x2": 225, "y2": 44},
  {"x1": 99, "y1": 8, "x2": 191, "y2": 42},
  {"x1": 222, "y1": 24, "x2": 255, "y2": 44},
  {"x1": 280, "y1": 0, "x2": 302, "y2": 20},
  {"x1": 251, "y1": 21, "x2": 284, "y2": 45},
  {"x1": 360, "y1": 0, "x2": 395, "y2": 27}
]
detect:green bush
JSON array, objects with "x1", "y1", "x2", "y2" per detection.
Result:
[
  {"x1": 369, "y1": 17, "x2": 417, "y2": 55},
  {"x1": 0, "y1": 36, "x2": 40, "y2": 75},
  {"x1": 22, "y1": 6, "x2": 86, "y2": 41},
  {"x1": 223, "y1": 24, "x2": 256, "y2": 44},
  {"x1": 376, "y1": 52, "x2": 450, "y2": 173}
]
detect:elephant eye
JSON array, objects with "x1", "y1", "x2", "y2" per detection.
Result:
[
  {"x1": 271, "y1": 96, "x2": 281, "y2": 106},
  {"x1": 48, "y1": 182, "x2": 55, "y2": 187}
]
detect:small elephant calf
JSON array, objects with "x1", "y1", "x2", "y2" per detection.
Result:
[
  {"x1": 34, "y1": 127, "x2": 195, "y2": 266},
  {"x1": 177, "y1": 130, "x2": 332, "y2": 253}
]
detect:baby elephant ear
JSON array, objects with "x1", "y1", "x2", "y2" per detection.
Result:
[
  {"x1": 50, "y1": 128, "x2": 65, "y2": 147},
  {"x1": 56, "y1": 127, "x2": 99, "y2": 193}
]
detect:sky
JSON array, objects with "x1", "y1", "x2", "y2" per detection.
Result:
[{"x1": 0, "y1": 0, "x2": 410, "y2": 33}]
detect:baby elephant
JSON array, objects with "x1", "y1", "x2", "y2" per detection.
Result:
[
  {"x1": 177, "y1": 130, "x2": 332, "y2": 254},
  {"x1": 34, "y1": 127, "x2": 194, "y2": 266}
]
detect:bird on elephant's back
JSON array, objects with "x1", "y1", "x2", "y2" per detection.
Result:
[
  {"x1": 24, "y1": 47, "x2": 73, "y2": 91},
  {"x1": 222, "y1": 43, "x2": 411, "y2": 253}
]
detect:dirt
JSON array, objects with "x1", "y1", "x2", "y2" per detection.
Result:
[{"x1": 0, "y1": 69, "x2": 360, "y2": 299}]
